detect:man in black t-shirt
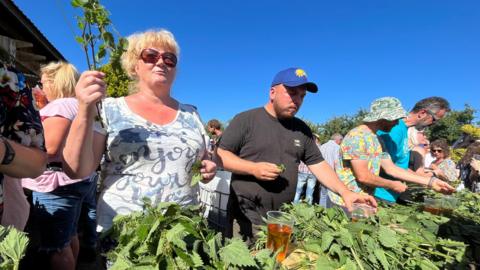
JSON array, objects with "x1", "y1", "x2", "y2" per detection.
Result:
[{"x1": 217, "y1": 67, "x2": 377, "y2": 242}]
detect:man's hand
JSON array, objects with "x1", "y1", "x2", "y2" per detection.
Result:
[
  {"x1": 252, "y1": 162, "x2": 281, "y2": 181},
  {"x1": 341, "y1": 190, "x2": 377, "y2": 212},
  {"x1": 200, "y1": 159, "x2": 217, "y2": 181},
  {"x1": 431, "y1": 178, "x2": 455, "y2": 194},
  {"x1": 388, "y1": 181, "x2": 408, "y2": 193}
]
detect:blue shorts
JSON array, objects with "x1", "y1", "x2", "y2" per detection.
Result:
[{"x1": 32, "y1": 175, "x2": 97, "y2": 252}]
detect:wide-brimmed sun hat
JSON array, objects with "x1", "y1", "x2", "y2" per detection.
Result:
[{"x1": 363, "y1": 97, "x2": 407, "y2": 122}]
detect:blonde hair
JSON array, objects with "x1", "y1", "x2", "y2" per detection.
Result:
[
  {"x1": 40, "y1": 61, "x2": 79, "y2": 99},
  {"x1": 121, "y1": 29, "x2": 180, "y2": 80}
]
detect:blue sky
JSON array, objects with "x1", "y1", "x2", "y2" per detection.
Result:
[{"x1": 14, "y1": 0, "x2": 480, "y2": 124}]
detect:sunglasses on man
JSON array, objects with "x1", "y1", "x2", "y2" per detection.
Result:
[
  {"x1": 425, "y1": 110, "x2": 440, "y2": 123},
  {"x1": 140, "y1": 48, "x2": 177, "y2": 68}
]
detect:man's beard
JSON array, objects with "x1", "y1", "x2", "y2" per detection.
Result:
[{"x1": 415, "y1": 118, "x2": 430, "y2": 130}]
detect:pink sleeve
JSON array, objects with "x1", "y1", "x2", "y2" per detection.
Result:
[{"x1": 40, "y1": 98, "x2": 78, "y2": 121}]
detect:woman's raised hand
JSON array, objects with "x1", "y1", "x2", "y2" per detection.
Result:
[{"x1": 76, "y1": 71, "x2": 106, "y2": 109}]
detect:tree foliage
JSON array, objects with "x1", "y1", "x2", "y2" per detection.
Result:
[
  {"x1": 99, "y1": 63, "x2": 131, "y2": 97},
  {"x1": 427, "y1": 105, "x2": 476, "y2": 144},
  {"x1": 305, "y1": 109, "x2": 368, "y2": 144}
]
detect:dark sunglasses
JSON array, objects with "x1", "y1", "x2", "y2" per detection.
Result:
[
  {"x1": 140, "y1": 48, "x2": 177, "y2": 68},
  {"x1": 426, "y1": 110, "x2": 440, "y2": 123},
  {"x1": 432, "y1": 149, "x2": 443, "y2": 153}
]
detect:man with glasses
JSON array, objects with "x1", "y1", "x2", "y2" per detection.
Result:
[
  {"x1": 375, "y1": 97, "x2": 451, "y2": 203},
  {"x1": 217, "y1": 67, "x2": 376, "y2": 244}
]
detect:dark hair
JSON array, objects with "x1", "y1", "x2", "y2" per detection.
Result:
[
  {"x1": 411, "y1": 97, "x2": 451, "y2": 114},
  {"x1": 430, "y1": 138, "x2": 451, "y2": 157},
  {"x1": 207, "y1": 119, "x2": 222, "y2": 130},
  {"x1": 459, "y1": 141, "x2": 480, "y2": 166}
]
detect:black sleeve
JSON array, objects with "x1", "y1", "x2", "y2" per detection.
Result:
[
  {"x1": 218, "y1": 113, "x2": 247, "y2": 154},
  {"x1": 409, "y1": 150, "x2": 424, "y2": 171},
  {"x1": 301, "y1": 123, "x2": 324, "y2": 166}
]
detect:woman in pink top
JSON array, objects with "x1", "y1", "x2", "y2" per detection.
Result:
[{"x1": 22, "y1": 62, "x2": 100, "y2": 270}]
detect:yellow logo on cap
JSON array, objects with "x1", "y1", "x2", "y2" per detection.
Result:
[{"x1": 295, "y1": 69, "x2": 307, "y2": 77}]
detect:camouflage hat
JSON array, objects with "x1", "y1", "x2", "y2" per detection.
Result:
[{"x1": 363, "y1": 97, "x2": 407, "y2": 122}]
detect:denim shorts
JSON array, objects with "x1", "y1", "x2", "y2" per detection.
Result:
[{"x1": 32, "y1": 175, "x2": 97, "y2": 252}]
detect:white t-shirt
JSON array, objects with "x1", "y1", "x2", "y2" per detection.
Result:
[
  {"x1": 97, "y1": 97, "x2": 207, "y2": 231},
  {"x1": 424, "y1": 152, "x2": 435, "y2": 168}
]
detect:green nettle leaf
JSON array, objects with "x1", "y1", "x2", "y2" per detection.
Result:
[
  {"x1": 190, "y1": 160, "x2": 203, "y2": 186},
  {"x1": 321, "y1": 231, "x2": 334, "y2": 251},
  {"x1": 418, "y1": 259, "x2": 439, "y2": 270},
  {"x1": 102, "y1": 31, "x2": 115, "y2": 47},
  {"x1": 378, "y1": 226, "x2": 397, "y2": 248},
  {"x1": 344, "y1": 258, "x2": 358, "y2": 270},
  {"x1": 0, "y1": 228, "x2": 29, "y2": 268},
  {"x1": 219, "y1": 239, "x2": 257, "y2": 267},
  {"x1": 315, "y1": 255, "x2": 336, "y2": 270},
  {"x1": 75, "y1": 36, "x2": 85, "y2": 45},
  {"x1": 304, "y1": 241, "x2": 322, "y2": 254},
  {"x1": 374, "y1": 249, "x2": 389, "y2": 270},
  {"x1": 190, "y1": 252, "x2": 203, "y2": 267},
  {"x1": 109, "y1": 255, "x2": 132, "y2": 270},
  {"x1": 71, "y1": 0, "x2": 87, "y2": 7},
  {"x1": 339, "y1": 228, "x2": 354, "y2": 248},
  {"x1": 165, "y1": 224, "x2": 188, "y2": 251}
]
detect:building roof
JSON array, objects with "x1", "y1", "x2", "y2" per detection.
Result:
[{"x1": 0, "y1": 0, "x2": 65, "y2": 76}]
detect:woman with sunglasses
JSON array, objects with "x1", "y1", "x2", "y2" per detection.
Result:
[
  {"x1": 62, "y1": 29, "x2": 216, "y2": 234},
  {"x1": 428, "y1": 139, "x2": 458, "y2": 182}
]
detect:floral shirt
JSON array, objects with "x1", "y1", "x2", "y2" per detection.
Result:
[
  {"x1": 435, "y1": 158, "x2": 458, "y2": 182},
  {"x1": 329, "y1": 126, "x2": 390, "y2": 205},
  {"x1": 0, "y1": 66, "x2": 45, "y2": 212}
]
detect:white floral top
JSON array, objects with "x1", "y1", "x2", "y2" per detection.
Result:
[{"x1": 97, "y1": 97, "x2": 207, "y2": 231}]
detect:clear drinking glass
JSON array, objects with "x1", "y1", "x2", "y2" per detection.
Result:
[
  {"x1": 266, "y1": 211, "x2": 294, "y2": 262},
  {"x1": 351, "y1": 203, "x2": 376, "y2": 222}
]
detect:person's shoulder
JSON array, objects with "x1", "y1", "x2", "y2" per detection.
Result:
[
  {"x1": 231, "y1": 107, "x2": 263, "y2": 121},
  {"x1": 40, "y1": 97, "x2": 78, "y2": 116},
  {"x1": 180, "y1": 103, "x2": 198, "y2": 112}
]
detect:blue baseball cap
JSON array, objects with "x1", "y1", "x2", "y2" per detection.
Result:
[{"x1": 271, "y1": 67, "x2": 318, "y2": 93}]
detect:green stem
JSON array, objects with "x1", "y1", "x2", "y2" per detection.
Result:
[
  {"x1": 408, "y1": 243, "x2": 454, "y2": 259},
  {"x1": 350, "y1": 247, "x2": 365, "y2": 270}
]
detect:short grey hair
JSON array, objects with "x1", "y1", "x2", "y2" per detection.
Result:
[
  {"x1": 411, "y1": 97, "x2": 450, "y2": 114},
  {"x1": 331, "y1": 133, "x2": 343, "y2": 140}
]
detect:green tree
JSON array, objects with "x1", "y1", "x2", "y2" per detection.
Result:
[
  {"x1": 427, "y1": 105, "x2": 476, "y2": 144},
  {"x1": 99, "y1": 63, "x2": 131, "y2": 97},
  {"x1": 306, "y1": 109, "x2": 367, "y2": 144}
]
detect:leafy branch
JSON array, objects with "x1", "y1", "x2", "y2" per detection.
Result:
[{"x1": 71, "y1": 0, "x2": 128, "y2": 124}]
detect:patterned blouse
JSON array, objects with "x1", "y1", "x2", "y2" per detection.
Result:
[
  {"x1": 0, "y1": 66, "x2": 45, "y2": 212},
  {"x1": 97, "y1": 97, "x2": 208, "y2": 231},
  {"x1": 329, "y1": 126, "x2": 390, "y2": 206},
  {"x1": 434, "y1": 158, "x2": 458, "y2": 182}
]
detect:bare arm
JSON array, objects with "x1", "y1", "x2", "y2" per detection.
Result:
[
  {"x1": 381, "y1": 158, "x2": 455, "y2": 194},
  {"x1": 308, "y1": 161, "x2": 352, "y2": 196},
  {"x1": 382, "y1": 158, "x2": 430, "y2": 185},
  {"x1": 0, "y1": 138, "x2": 47, "y2": 178},
  {"x1": 349, "y1": 159, "x2": 407, "y2": 193},
  {"x1": 308, "y1": 161, "x2": 378, "y2": 210},
  {"x1": 216, "y1": 147, "x2": 281, "y2": 180},
  {"x1": 63, "y1": 71, "x2": 107, "y2": 179},
  {"x1": 42, "y1": 116, "x2": 71, "y2": 157}
]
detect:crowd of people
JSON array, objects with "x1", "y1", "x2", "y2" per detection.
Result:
[{"x1": 0, "y1": 28, "x2": 479, "y2": 269}]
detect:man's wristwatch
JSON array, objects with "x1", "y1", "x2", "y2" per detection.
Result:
[{"x1": 0, "y1": 136, "x2": 15, "y2": 165}]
